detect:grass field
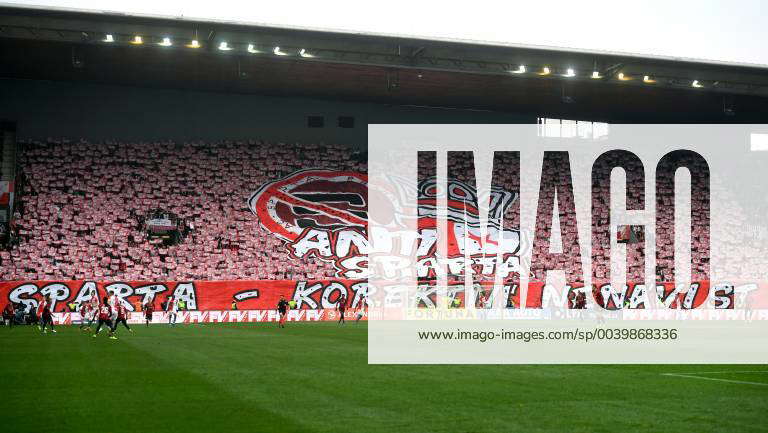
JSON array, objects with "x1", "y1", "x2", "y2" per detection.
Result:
[{"x1": 2, "y1": 322, "x2": 767, "y2": 433}]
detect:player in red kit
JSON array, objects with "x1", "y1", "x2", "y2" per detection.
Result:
[
  {"x1": 277, "y1": 295, "x2": 289, "y2": 328},
  {"x1": 165, "y1": 295, "x2": 178, "y2": 327},
  {"x1": 111, "y1": 300, "x2": 132, "y2": 334},
  {"x1": 78, "y1": 302, "x2": 91, "y2": 331},
  {"x1": 36, "y1": 299, "x2": 44, "y2": 330},
  {"x1": 39, "y1": 296, "x2": 56, "y2": 334},
  {"x1": 93, "y1": 296, "x2": 117, "y2": 340},
  {"x1": 337, "y1": 295, "x2": 347, "y2": 325},
  {"x1": 355, "y1": 296, "x2": 367, "y2": 324},
  {"x1": 82, "y1": 296, "x2": 99, "y2": 330},
  {"x1": 2, "y1": 302, "x2": 14, "y2": 327},
  {"x1": 143, "y1": 299, "x2": 154, "y2": 327}
]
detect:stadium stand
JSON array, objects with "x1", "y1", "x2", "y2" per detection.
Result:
[
  {"x1": 0, "y1": 138, "x2": 364, "y2": 281},
  {"x1": 0, "y1": 138, "x2": 758, "y2": 283}
]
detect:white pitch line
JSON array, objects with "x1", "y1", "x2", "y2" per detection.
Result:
[
  {"x1": 662, "y1": 373, "x2": 768, "y2": 386},
  {"x1": 669, "y1": 371, "x2": 768, "y2": 375}
]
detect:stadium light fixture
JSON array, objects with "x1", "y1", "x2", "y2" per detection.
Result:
[
  {"x1": 563, "y1": 68, "x2": 576, "y2": 77},
  {"x1": 159, "y1": 37, "x2": 172, "y2": 47},
  {"x1": 103, "y1": 34, "x2": 114, "y2": 43},
  {"x1": 692, "y1": 80, "x2": 703, "y2": 88},
  {"x1": 299, "y1": 48, "x2": 314, "y2": 58},
  {"x1": 643, "y1": 75, "x2": 656, "y2": 84},
  {"x1": 247, "y1": 44, "x2": 259, "y2": 53},
  {"x1": 591, "y1": 71, "x2": 602, "y2": 79},
  {"x1": 511, "y1": 65, "x2": 526, "y2": 74},
  {"x1": 538, "y1": 66, "x2": 551, "y2": 76},
  {"x1": 617, "y1": 72, "x2": 631, "y2": 81},
  {"x1": 273, "y1": 46, "x2": 287, "y2": 56},
  {"x1": 218, "y1": 42, "x2": 233, "y2": 51},
  {"x1": 130, "y1": 35, "x2": 143, "y2": 45},
  {"x1": 186, "y1": 39, "x2": 200, "y2": 48}
]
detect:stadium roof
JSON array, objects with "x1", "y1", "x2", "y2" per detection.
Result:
[{"x1": 1, "y1": 4, "x2": 768, "y2": 122}]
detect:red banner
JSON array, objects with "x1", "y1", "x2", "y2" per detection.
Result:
[
  {"x1": 418, "y1": 280, "x2": 715, "y2": 309},
  {"x1": 0, "y1": 279, "x2": 761, "y2": 315},
  {"x1": 0, "y1": 280, "x2": 368, "y2": 313}
]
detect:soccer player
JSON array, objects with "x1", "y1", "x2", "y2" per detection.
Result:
[
  {"x1": 3, "y1": 302, "x2": 14, "y2": 327},
  {"x1": 39, "y1": 296, "x2": 56, "y2": 334},
  {"x1": 107, "y1": 292, "x2": 119, "y2": 326},
  {"x1": 13, "y1": 303, "x2": 24, "y2": 326},
  {"x1": 84, "y1": 296, "x2": 99, "y2": 330},
  {"x1": 93, "y1": 296, "x2": 117, "y2": 340},
  {"x1": 277, "y1": 295, "x2": 289, "y2": 328},
  {"x1": 355, "y1": 297, "x2": 367, "y2": 324},
  {"x1": 166, "y1": 295, "x2": 178, "y2": 327},
  {"x1": 78, "y1": 301, "x2": 90, "y2": 331},
  {"x1": 143, "y1": 298, "x2": 154, "y2": 327},
  {"x1": 36, "y1": 298, "x2": 44, "y2": 330},
  {"x1": 744, "y1": 289, "x2": 754, "y2": 323},
  {"x1": 573, "y1": 291, "x2": 587, "y2": 321},
  {"x1": 112, "y1": 300, "x2": 132, "y2": 334},
  {"x1": 337, "y1": 295, "x2": 347, "y2": 325}
]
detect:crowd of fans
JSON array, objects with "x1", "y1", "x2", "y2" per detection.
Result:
[
  {"x1": 0, "y1": 138, "x2": 763, "y2": 283},
  {"x1": 0, "y1": 138, "x2": 363, "y2": 281}
]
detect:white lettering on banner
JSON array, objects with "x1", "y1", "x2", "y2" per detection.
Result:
[
  {"x1": 736, "y1": 284, "x2": 759, "y2": 308},
  {"x1": 72, "y1": 282, "x2": 98, "y2": 305},
  {"x1": 541, "y1": 284, "x2": 573, "y2": 309},
  {"x1": 628, "y1": 285, "x2": 649, "y2": 309},
  {"x1": 415, "y1": 229, "x2": 437, "y2": 256},
  {"x1": 288, "y1": 228, "x2": 524, "y2": 279},
  {"x1": 9, "y1": 283, "x2": 39, "y2": 312},
  {"x1": 291, "y1": 229, "x2": 333, "y2": 258},
  {"x1": 598, "y1": 284, "x2": 625, "y2": 309},
  {"x1": 173, "y1": 283, "x2": 198, "y2": 310},
  {"x1": 40, "y1": 283, "x2": 70, "y2": 312},
  {"x1": 681, "y1": 283, "x2": 702, "y2": 309},
  {"x1": 336, "y1": 230, "x2": 370, "y2": 257},
  {"x1": 293, "y1": 282, "x2": 321, "y2": 309},
  {"x1": 105, "y1": 283, "x2": 134, "y2": 311},
  {"x1": 350, "y1": 282, "x2": 370, "y2": 308},
  {"x1": 134, "y1": 284, "x2": 167, "y2": 306},
  {"x1": 713, "y1": 284, "x2": 734, "y2": 309},
  {"x1": 415, "y1": 285, "x2": 438, "y2": 308},
  {"x1": 321, "y1": 282, "x2": 348, "y2": 308},
  {"x1": 337, "y1": 256, "x2": 368, "y2": 279}
]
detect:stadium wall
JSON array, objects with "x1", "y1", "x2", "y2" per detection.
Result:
[{"x1": 0, "y1": 78, "x2": 535, "y2": 147}]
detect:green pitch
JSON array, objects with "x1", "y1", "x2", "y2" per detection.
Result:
[{"x1": 1, "y1": 323, "x2": 767, "y2": 433}]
